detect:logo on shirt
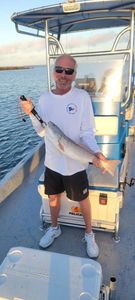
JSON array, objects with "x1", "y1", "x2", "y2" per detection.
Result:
[{"x1": 66, "y1": 103, "x2": 77, "y2": 114}]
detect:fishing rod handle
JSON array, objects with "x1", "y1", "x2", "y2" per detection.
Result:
[
  {"x1": 20, "y1": 95, "x2": 27, "y2": 102},
  {"x1": 20, "y1": 95, "x2": 44, "y2": 125}
]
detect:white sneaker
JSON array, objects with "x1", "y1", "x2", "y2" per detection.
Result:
[
  {"x1": 39, "y1": 226, "x2": 61, "y2": 248},
  {"x1": 84, "y1": 232, "x2": 99, "y2": 258}
]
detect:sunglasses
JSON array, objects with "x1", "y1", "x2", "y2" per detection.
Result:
[{"x1": 55, "y1": 66, "x2": 75, "y2": 75}]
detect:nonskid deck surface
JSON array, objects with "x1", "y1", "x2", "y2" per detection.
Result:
[{"x1": 0, "y1": 141, "x2": 135, "y2": 299}]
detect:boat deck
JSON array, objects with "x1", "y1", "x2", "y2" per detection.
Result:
[{"x1": 0, "y1": 139, "x2": 135, "y2": 299}]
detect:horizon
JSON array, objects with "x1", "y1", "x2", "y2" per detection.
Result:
[{"x1": 0, "y1": 64, "x2": 46, "y2": 68}]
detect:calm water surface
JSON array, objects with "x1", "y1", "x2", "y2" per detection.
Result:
[{"x1": 0, "y1": 66, "x2": 47, "y2": 180}]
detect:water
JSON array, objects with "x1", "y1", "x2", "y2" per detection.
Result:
[{"x1": 0, "y1": 66, "x2": 47, "y2": 180}]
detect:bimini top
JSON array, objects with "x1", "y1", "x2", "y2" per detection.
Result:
[{"x1": 11, "y1": 0, "x2": 135, "y2": 36}]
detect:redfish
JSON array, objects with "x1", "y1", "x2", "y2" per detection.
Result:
[
  {"x1": 20, "y1": 95, "x2": 120, "y2": 176},
  {"x1": 46, "y1": 121, "x2": 120, "y2": 176}
]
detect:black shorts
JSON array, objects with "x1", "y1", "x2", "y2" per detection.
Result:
[{"x1": 44, "y1": 167, "x2": 89, "y2": 202}]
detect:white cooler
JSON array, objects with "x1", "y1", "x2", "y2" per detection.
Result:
[
  {"x1": 38, "y1": 177, "x2": 122, "y2": 240},
  {"x1": 0, "y1": 247, "x2": 102, "y2": 300}
]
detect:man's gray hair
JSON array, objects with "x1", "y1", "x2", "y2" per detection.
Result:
[{"x1": 55, "y1": 54, "x2": 77, "y2": 71}]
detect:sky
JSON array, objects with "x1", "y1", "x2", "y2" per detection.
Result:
[
  {"x1": 0, "y1": 1, "x2": 126, "y2": 67},
  {"x1": 0, "y1": 0, "x2": 65, "y2": 67}
]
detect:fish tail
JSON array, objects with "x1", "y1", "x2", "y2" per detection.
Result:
[{"x1": 101, "y1": 160, "x2": 120, "y2": 176}]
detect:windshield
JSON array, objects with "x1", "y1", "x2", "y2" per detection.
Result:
[
  {"x1": 75, "y1": 54, "x2": 129, "y2": 103},
  {"x1": 49, "y1": 26, "x2": 131, "y2": 104}
]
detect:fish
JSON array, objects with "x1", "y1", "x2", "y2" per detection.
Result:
[
  {"x1": 20, "y1": 95, "x2": 120, "y2": 176},
  {"x1": 45, "y1": 121, "x2": 120, "y2": 176}
]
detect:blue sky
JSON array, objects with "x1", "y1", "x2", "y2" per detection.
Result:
[
  {"x1": 0, "y1": 1, "x2": 65, "y2": 66},
  {"x1": 0, "y1": 1, "x2": 122, "y2": 67}
]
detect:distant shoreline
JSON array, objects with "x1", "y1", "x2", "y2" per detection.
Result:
[{"x1": 0, "y1": 66, "x2": 33, "y2": 71}]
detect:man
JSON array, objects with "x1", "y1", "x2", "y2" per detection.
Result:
[{"x1": 21, "y1": 54, "x2": 105, "y2": 258}]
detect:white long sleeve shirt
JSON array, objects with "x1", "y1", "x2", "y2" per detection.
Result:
[{"x1": 30, "y1": 87, "x2": 100, "y2": 175}]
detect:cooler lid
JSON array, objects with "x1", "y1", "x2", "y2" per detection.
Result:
[{"x1": 0, "y1": 247, "x2": 102, "y2": 300}]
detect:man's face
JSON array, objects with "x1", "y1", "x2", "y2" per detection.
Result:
[{"x1": 53, "y1": 56, "x2": 76, "y2": 94}]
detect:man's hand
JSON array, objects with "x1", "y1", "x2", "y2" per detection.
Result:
[
  {"x1": 20, "y1": 98, "x2": 34, "y2": 115},
  {"x1": 92, "y1": 152, "x2": 107, "y2": 173},
  {"x1": 95, "y1": 152, "x2": 106, "y2": 161}
]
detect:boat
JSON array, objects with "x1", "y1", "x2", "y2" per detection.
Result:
[{"x1": 0, "y1": 1, "x2": 135, "y2": 299}]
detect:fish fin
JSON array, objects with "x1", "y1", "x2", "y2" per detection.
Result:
[
  {"x1": 101, "y1": 160, "x2": 120, "y2": 176},
  {"x1": 58, "y1": 141, "x2": 65, "y2": 152}
]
